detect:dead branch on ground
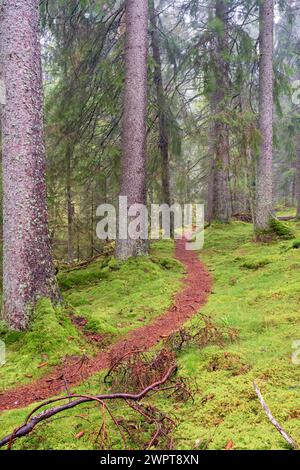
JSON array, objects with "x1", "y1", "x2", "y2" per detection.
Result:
[
  {"x1": 253, "y1": 381, "x2": 299, "y2": 450},
  {"x1": 0, "y1": 365, "x2": 177, "y2": 449}
]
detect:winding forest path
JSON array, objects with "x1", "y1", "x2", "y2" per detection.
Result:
[{"x1": 0, "y1": 238, "x2": 212, "y2": 411}]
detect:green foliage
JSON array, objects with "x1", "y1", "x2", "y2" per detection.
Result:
[
  {"x1": 240, "y1": 257, "x2": 271, "y2": 270},
  {"x1": 58, "y1": 264, "x2": 109, "y2": 290},
  {"x1": 0, "y1": 299, "x2": 86, "y2": 392},
  {"x1": 208, "y1": 17, "x2": 225, "y2": 37},
  {"x1": 2, "y1": 0, "x2": 300, "y2": 451},
  {"x1": 0, "y1": 241, "x2": 183, "y2": 394},
  {"x1": 292, "y1": 239, "x2": 300, "y2": 249},
  {"x1": 269, "y1": 217, "x2": 295, "y2": 240},
  {"x1": 64, "y1": 241, "x2": 183, "y2": 338},
  {"x1": 169, "y1": 221, "x2": 300, "y2": 450},
  {"x1": 151, "y1": 255, "x2": 183, "y2": 270},
  {"x1": 2, "y1": 223, "x2": 300, "y2": 450}
]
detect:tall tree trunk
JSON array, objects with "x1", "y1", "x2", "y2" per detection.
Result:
[
  {"x1": 149, "y1": 2, "x2": 172, "y2": 208},
  {"x1": 0, "y1": 0, "x2": 60, "y2": 330},
  {"x1": 210, "y1": 0, "x2": 232, "y2": 223},
  {"x1": 90, "y1": 187, "x2": 94, "y2": 258},
  {"x1": 296, "y1": 133, "x2": 300, "y2": 219},
  {"x1": 66, "y1": 145, "x2": 74, "y2": 264},
  {"x1": 254, "y1": 0, "x2": 274, "y2": 231},
  {"x1": 206, "y1": 106, "x2": 216, "y2": 223},
  {"x1": 115, "y1": 0, "x2": 148, "y2": 260}
]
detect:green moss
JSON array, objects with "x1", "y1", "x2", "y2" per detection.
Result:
[
  {"x1": 292, "y1": 239, "x2": 300, "y2": 249},
  {"x1": 0, "y1": 240, "x2": 183, "y2": 394},
  {"x1": 64, "y1": 240, "x2": 183, "y2": 339},
  {"x1": 107, "y1": 258, "x2": 122, "y2": 271},
  {"x1": 57, "y1": 263, "x2": 109, "y2": 290},
  {"x1": 275, "y1": 205, "x2": 296, "y2": 218},
  {"x1": 269, "y1": 218, "x2": 295, "y2": 240},
  {"x1": 167, "y1": 221, "x2": 300, "y2": 450},
  {"x1": 0, "y1": 368, "x2": 153, "y2": 450},
  {"x1": 151, "y1": 256, "x2": 183, "y2": 270},
  {"x1": 2, "y1": 224, "x2": 300, "y2": 450},
  {"x1": 0, "y1": 299, "x2": 88, "y2": 392},
  {"x1": 240, "y1": 257, "x2": 271, "y2": 270}
]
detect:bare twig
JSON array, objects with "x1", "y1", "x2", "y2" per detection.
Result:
[
  {"x1": 0, "y1": 365, "x2": 177, "y2": 448},
  {"x1": 104, "y1": 349, "x2": 145, "y2": 383},
  {"x1": 253, "y1": 381, "x2": 299, "y2": 450}
]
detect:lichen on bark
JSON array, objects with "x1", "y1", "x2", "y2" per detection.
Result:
[
  {"x1": 208, "y1": 0, "x2": 232, "y2": 223},
  {"x1": 115, "y1": 0, "x2": 149, "y2": 260},
  {"x1": 254, "y1": 0, "x2": 274, "y2": 231},
  {"x1": 0, "y1": 0, "x2": 60, "y2": 331}
]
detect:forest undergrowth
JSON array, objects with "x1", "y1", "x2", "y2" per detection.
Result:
[{"x1": 1, "y1": 213, "x2": 300, "y2": 450}]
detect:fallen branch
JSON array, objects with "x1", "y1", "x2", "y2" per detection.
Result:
[
  {"x1": 277, "y1": 216, "x2": 295, "y2": 222},
  {"x1": 0, "y1": 365, "x2": 177, "y2": 448},
  {"x1": 104, "y1": 349, "x2": 145, "y2": 384},
  {"x1": 253, "y1": 381, "x2": 299, "y2": 450},
  {"x1": 58, "y1": 253, "x2": 103, "y2": 272}
]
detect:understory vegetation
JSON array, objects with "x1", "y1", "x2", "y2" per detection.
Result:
[
  {"x1": 1, "y1": 0, "x2": 300, "y2": 455},
  {"x1": 0, "y1": 240, "x2": 182, "y2": 392},
  {"x1": 1, "y1": 215, "x2": 300, "y2": 450}
]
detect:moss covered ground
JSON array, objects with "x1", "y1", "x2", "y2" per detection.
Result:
[
  {"x1": 1, "y1": 216, "x2": 300, "y2": 450},
  {"x1": 0, "y1": 240, "x2": 183, "y2": 392},
  {"x1": 170, "y1": 217, "x2": 300, "y2": 450}
]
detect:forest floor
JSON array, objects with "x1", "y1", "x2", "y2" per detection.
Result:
[
  {"x1": 1, "y1": 211, "x2": 300, "y2": 450},
  {"x1": 0, "y1": 237, "x2": 211, "y2": 410}
]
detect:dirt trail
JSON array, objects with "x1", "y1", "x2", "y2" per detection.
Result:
[{"x1": 0, "y1": 238, "x2": 212, "y2": 411}]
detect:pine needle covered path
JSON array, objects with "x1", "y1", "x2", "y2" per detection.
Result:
[{"x1": 0, "y1": 238, "x2": 212, "y2": 411}]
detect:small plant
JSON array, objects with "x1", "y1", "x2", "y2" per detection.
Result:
[
  {"x1": 241, "y1": 258, "x2": 271, "y2": 270},
  {"x1": 207, "y1": 351, "x2": 251, "y2": 376},
  {"x1": 292, "y1": 239, "x2": 300, "y2": 249},
  {"x1": 107, "y1": 258, "x2": 122, "y2": 271},
  {"x1": 156, "y1": 257, "x2": 182, "y2": 270},
  {"x1": 269, "y1": 218, "x2": 295, "y2": 240}
]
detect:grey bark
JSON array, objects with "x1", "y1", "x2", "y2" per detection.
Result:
[
  {"x1": 254, "y1": 0, "x2": 274, "y2": 231},
  {"x1": 0, "y1": 0, "x2": 60, "y2": 330},
  {"x1": 66, "y1": 145, "x2": 74, "y2": 264},
  {"x1": 115, "y1": 0, "x2": 149, "y2": 260},
  {"x1": 90, "y1": 187, "x2": 94, "y2": 258},
  {"x1": 206, "y1": 102, "x2": 216, "y2": 223},
  {"x1": 210, "y1": 0, "x2": 232, "y2": 223},
  {"x1": 149, "y1": 2, "x2": 171, "y2": 207},
  {"x1": 150, "y1": 0, "x2": 174, "y2": 236}
]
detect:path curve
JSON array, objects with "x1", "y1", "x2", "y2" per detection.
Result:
[{"x1": 0, "y1": 239, "x2": 212, "y2": 411}]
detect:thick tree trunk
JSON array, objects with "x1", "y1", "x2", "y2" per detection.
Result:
[
  {"x1": 150, "y1": 0, "x2": 174, "y2": 236},
  {"x1": 66, "y1": 145, "x2": 74, "y2": 264},
  {"x1": 254, "y1": 0, "x2": 274, "y2": 231},
  {"x1": 115, "y1": 0, "x2": 148, "y2": 260},
  {"x1": 296, "y1": 134, "x2": 300, "y2": 219},
  {"x1": 206, "y1": 102, "x2": 216, "y2": 223},
  {"x1": 90, "y1": 187, "x2": 94, "y2": 258},
  {"x1": 150, "y1": 3, "x2": 172, "y2": 206},
  {"x1": 0, "y1": 0, "x2": 60, "y2": 330},
  {"x1": 210, "y1": 0, "x2": 232, "y2": 222},
  {"x1": 206, "y1": 159, "x2": 215, "y2": 223}
]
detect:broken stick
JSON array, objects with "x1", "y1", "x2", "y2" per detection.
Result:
[{"x1": 253, "y1": 381, "x2": 298, "y2": 450}]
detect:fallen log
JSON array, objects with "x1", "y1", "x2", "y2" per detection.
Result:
[{"x1": 277, "y1": 216, "x2": 296, "y2": 221}]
